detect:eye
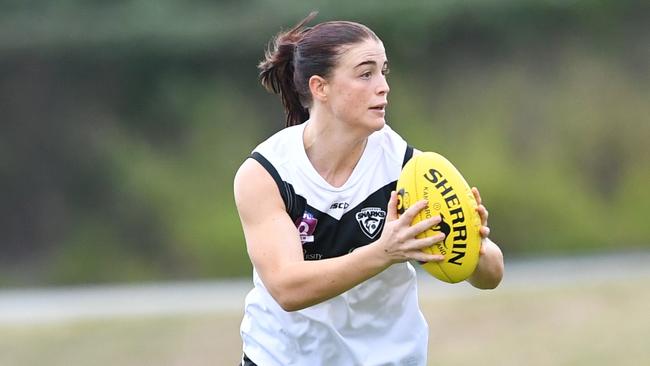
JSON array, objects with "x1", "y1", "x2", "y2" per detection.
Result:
[
  {"x1": 360, "y1": 71, "x2": 372, "y2": 79},
  {"x1": 382, "y1": 67, "x2": 390, "y2": 76}
]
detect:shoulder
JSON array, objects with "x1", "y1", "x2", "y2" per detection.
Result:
[
  {"x1": 234, "y1": 158, "x2": 285, "y2": 217},
  {"x1": 234, "y1": 158, "x2": 272, "y2": 199}
]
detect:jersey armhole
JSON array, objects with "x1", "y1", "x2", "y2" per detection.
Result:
[{"x1": 249, "y1": 152, "x2": 305, "y2": 223}]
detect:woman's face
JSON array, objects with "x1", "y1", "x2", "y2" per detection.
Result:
[{"x1": 324, "y1": 38, "x2": 390, "y2": 132}]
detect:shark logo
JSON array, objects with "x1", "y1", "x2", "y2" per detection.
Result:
[{"x1": 355, "y1": 207, "x2": 386, "y2": 239}]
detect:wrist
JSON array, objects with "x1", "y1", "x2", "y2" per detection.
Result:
[{"x1": 356, "y1": 239, "x2": 393, "y2": 272}]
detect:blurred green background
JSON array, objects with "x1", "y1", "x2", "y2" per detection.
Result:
[{"x1": 1, "y1": 0, "x2": 648, "y2": 287}]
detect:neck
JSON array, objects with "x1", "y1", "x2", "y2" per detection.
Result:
[{"x1": 303, "y1": 115, "x2": 369, "y2": 188}]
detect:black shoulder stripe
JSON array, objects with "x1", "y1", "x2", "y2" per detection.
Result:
[
  {"x1": 249, "y1": 152, "x2": 305, "y2": 222},
  {"x1": 250, "y1": 152, "x2": 284, "y2": 194},
  {"x1": 402, "y1": 145, "x2": 414, "y2": 167},
  {"x1": 249, "y1": 151, "x2": 290, "y2": 208}
]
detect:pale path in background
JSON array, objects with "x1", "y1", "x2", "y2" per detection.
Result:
[{"x1": 1, "y1": 251, "x2": 649, "y2": 325}]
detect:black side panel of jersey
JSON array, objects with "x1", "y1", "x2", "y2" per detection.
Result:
[
  {"x1": 300, "y1": 180, "x2": 396, "y2": 260},
  {"x1": 249, "y1": 152, "x2": 306, "y2": 223}
]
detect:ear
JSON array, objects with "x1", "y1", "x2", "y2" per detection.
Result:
[{"x1": 308, "y1": 75, "x2": 328, "y2": 102}]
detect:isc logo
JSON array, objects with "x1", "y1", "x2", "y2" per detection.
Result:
[
  {"x1": 330, "y1": 202, "x2": 349, "y2": 209},
  {"x1": 330, "y1": 202, "x2": 350, "y2": 210}
]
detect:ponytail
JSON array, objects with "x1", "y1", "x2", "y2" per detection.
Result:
[{"x1": 259, "y1": 12, "x2": 317, "y2": 127}]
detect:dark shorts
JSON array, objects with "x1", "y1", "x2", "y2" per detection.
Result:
[{"x1": 240, "y1": 353, "x2": 257, "y2": 366}]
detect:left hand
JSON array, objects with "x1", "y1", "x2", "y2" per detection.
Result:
[
  {"x1": 467, "y1": 186, "x2": 504, "y2": 289},
  {"x1": 472, "y1": 187, "x2": 490, "y2": 254}
]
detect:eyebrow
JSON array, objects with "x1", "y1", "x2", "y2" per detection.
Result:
[{"x1": 354, "y1": 60, "x2": 389, "y2": 69}]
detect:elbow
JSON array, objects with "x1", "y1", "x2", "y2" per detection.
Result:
[
  {"x1": 470, "y1": 273, "x2": 502, "y2": 290},
  {"x1": 258, "y1": 263, "x2": 331, "y2": 312},
  {"x1": 267, "y1": 283, "x2": 310, "y2": 312},
  {"x1": 483, "y1": 261, "x2": 505, "y2": 290},
  {"x1": 490, "y1": 262, "x2": 505, "y2": 289},
  {"x1": 257, "y1": 266, "x2": 315, "y2": 312},
  {"x1": 475, "y1": 275, "x2": 502, "y2": 290},
  {"x1": 474, "y1": 240, "x2": 504, "y2": 290},
  {"x1": 277, "y1": 299, "x2": 303, "y2": 312},
  {"x1": 469, "y1": 259, "x2": 504, "y2": 290},
  {"x1": 274, "y1": 294, "x2": 311, "y2": 312}
]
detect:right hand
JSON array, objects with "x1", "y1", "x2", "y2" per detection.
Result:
[{"x1": 376, "y1": 191, "x2": 446, "y2": 264}]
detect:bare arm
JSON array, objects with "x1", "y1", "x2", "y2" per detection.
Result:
[{"x1": 234, "y1": 158, "x2": 444, "y2": 311}]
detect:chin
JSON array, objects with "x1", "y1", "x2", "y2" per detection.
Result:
[
  {"x1": 347, "y1": 117, "x2": 385, "y2": 135},
  {"x1": 369, "y1": 118, "x2": 386, "y2": 131}
]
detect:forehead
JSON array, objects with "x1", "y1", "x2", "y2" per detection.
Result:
[{"x1": 336, "y1": 39, "x2": 387, "y2": 68}]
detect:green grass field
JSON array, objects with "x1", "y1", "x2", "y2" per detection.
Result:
[{"x1": 2, "y1": 278, "x2": 648, "y2": 366}]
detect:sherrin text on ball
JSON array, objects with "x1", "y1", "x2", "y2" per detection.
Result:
[{"x1": 396, "y1": 152, "x2": 481, "y2": 283}]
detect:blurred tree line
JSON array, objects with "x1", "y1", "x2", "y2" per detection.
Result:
[{"x1": 1, "y1": 0, "x2": 648, "y2": 286}]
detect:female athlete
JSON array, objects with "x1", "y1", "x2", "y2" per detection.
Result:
[{"x1": 234, "y1": 13, "x2": 504, "y2": 366}]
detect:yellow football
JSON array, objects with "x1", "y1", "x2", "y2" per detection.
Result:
[{"x1": 396, "y1": 152, "x2": 481, "y2": 283}]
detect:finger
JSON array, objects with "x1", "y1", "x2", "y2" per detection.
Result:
[
  {"x1": 399, "y1": 199, "x2": 428, "y2": 224},
  {"x1": 386, "y1": 191, "x2": 398, "y2": 221},
  {"x1": 476, "y1": 204, "x2": 489, "y2": 225},
  {"x1": 407, "y1": 216, "x2": 442, "y2": 236},
  {"x1": 411, "y1": 252, "x2": 445, "y2": 263},
  {"x1": 472, "y1": 187, "x2": 482, "y2": 206},
  {"x1": 407, "y1": 234, "x2": 446, "y2": 251},
  {"x1": 479, "y1": 226, "x2": 490, "y2": 238}
]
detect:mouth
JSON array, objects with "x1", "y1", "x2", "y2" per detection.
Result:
[{"x1": 369, "y1": 103, "x2": 387, "y2": 112}]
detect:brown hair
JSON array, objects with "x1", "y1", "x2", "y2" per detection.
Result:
[{"x1": 259, "y1": 12, "x2": 379, "y2": 127}]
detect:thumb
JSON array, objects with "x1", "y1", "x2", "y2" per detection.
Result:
[{"x1": 386, "y1": 190, "x2": 398, "y2": 221}]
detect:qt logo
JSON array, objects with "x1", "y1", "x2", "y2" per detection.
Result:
[{"x1": 295, "y1": 211, "x2": 318, "y2": 244}]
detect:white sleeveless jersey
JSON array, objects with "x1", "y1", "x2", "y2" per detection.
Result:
[{"x1": 240, "y1": 122, "x2": 428, "y2": 366}]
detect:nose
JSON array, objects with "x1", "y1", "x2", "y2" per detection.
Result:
[{"x1": 377, "y1": 75, "x2": 390, "y2": 95}]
